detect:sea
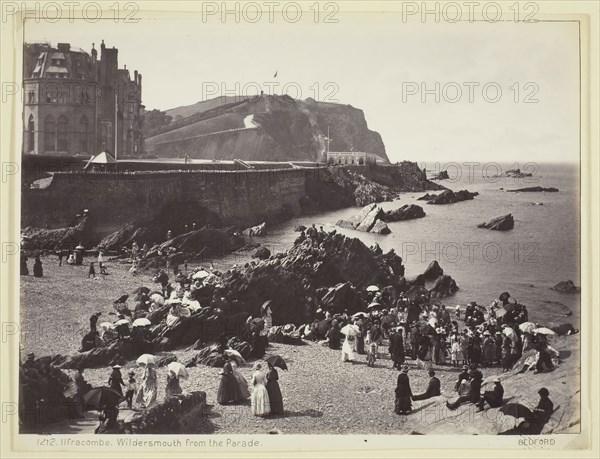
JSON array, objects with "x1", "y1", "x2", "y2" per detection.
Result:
[{"x1": 205, "y1": 162, "x2": 581, "y2": 327}]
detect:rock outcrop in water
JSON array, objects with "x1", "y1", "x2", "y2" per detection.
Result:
[
  {"x1": 506, "y1": 186, "x2": 559, "y2": 192},
  {"x1": 551, "y1": 280, "x2": 578, "y2": 293},
  {"x1": 423, "y1": 189, "x2": 479, "y2": 204},
  {"x1": 336, "y1": 203, "x2": 390, "y2": 234},
  {"x1": 477, "y1": 214, "x2": 515, "y2": 231},
  {"x1": 381, "y1": 204, "x2": 426, "y2": 222}
]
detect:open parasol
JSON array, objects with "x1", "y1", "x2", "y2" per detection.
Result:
[
  {"x1": 114, "y1": 319, "x2": 130, "y2": 327},
  {"x1": 367, "y1": 302, "x2": 382, "y2": 310},
  {"x1": 265, "y1": 355, "x2": 288, "y2": 370},
  {"x1": 133, "y1": 286, "x2": 150, "y2": 295},
  {"x1": 114, "y1": 294, "x2": 129, "y2": 304},
  {"x1": 352, "y1": 312, "x2": 368, "y2": 319},
  {"x1": 132, "y1": 318, "x2": 151, "y2": 328},
  {"x1": 223, "y1": 349, "x2": 246, "y2": 365},
  {"x1": 167, "y1": 361, "x2": 190, "y2": 380},
  {"x1": 519, "y1": 322, "x2": 537, "y2": 334},
  {"x1": 533, "y1": 327, "x2": 556, "y2": 336},
  {"x1": 150, "y1": 293, "x2": 165, "y2": 306},
  {"x1": 192, "y1": 270, "x2": 210, "y2": 280},
  {"x1": 366, "y1": 285, "x2": 380, "y2": 292},
  {"x1": 340, "y1": 324, "x2": 359, "y2": 337},
  {"x1": 82, "y1": 386, "x2": 123, "y2": 410},
  {"x1": 261, "y1": 300, "x2": 273, "y2": 313},
  {"x1": 136, "y1": 354, "x2": 157, "y2": 366}
]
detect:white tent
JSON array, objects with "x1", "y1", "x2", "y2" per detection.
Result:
[{"x1": 84, "y1": 152, "x2": 117, "y2": 170}]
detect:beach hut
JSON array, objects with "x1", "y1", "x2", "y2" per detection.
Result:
[{"x1": 83, "y1": 151, "x2": 118, "y2": 172}]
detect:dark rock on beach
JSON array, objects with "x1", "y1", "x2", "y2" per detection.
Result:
[
  {"x1": 477, "y1": 214, "x2": 515, "y2": 231},
  {"x1": 252, "y1": 246, "x2": 271, "y2": 260},
  {"x1": 381, "y1": 204, "x2": 426, "y2": 222}
]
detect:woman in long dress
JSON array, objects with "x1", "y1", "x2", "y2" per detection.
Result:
[
  {"x1": 165, "y1": 370, "x2": 183, "y2": 398},
  {"x1": 250, "y1": 364, "x2": 270, "y2": 416},
  {"x1": 135, "y1": 364, "x2": 157, "y2": 408},
  {"x1": 395, "y1": 366, "x2": 413, "y2": 415},
  {"x1": 217, "y1": 357, "x2": 241, "y2": 405},
  {"x1": 108, "y1": 365, "x2": 125, "y2": 397},
  {"x1": 230, "y1": 358, "x2": 251, "y2": 400},
  {"x1": 265, "y1": 363, "x2": 283, "y2": 415},
  {"x1": 341, "y1": 334, "x2": 355, "y2": 362}
]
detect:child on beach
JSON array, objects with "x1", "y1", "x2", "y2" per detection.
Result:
[
  {"x1": 450, "y1": 333, "x2": 460, "y2": 367},
  {"x1": 88, "y1": 262, "x2": 96, "y2": 278},
  {"x1": 125, "y1": 371, "x2": 137, "y2": 409}
]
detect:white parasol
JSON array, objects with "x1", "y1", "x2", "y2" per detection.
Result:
[
  {"x1": 150, "y1": 293, "x2": 165, "y2": 306},
  {"x1": 136, "y1": 354, "x2": 157, "y2": 366},
  {"x1": 519, "y1": 322, "x2": 537, "y2": 334},
  {"x1": 502, "y1": 327, "x2": 516, "y2": 339},
  {"x1": 132, "y1": 318, "x2": 151, "y2": 328},
  {"x1": 366, "y1": 285, "x2": 380, "y2": 292},
  {"x1": 167, "y1": 361, "x2": 189, "y2": 380},
  {"x1": 192, "y1": 270, "x2": 210, "y2": 280},
  {"x1": 223, "y1": 349, "x2": 246, "y2": 364},
  {"x1": 114, "y1": 318, "x2": 130, "y2": 326},
  {"x1": 340, "y1": 324, "x2": 359, "y2": 337},
  {"x1": 532, "y1": 327, "x2": 556, "y2": 336}
]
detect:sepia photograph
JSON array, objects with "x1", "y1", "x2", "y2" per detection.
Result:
[{"x1": 2, "y1": 0, "x2": 598, "y2": 455}]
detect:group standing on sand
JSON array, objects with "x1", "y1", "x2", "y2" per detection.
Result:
[{"x1": 217, "y1": 355, "x2": 284, "y2": 417}]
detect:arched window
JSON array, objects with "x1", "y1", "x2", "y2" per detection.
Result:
[
  {"x1": 44, "y1": 115, "x2": 55, "y2": 152},
  {"x1": 57, "y1": 115, "x2": 68, "y2": 151},
  {"x1": 27, "y1": 114, "x2": 35, "y2": 152},
  {"x1": 79, "y1": 116, "x2": 89, "y2": 153}
]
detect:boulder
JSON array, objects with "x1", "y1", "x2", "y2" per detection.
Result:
[
  {"x1": 477, "y1": 214, "x2": 515, "y2": 231},
  {"x1": 427, "y1": 189, "x2": 478, "y2": 205},
  {"x1": 123, "y1": 391, "x2": 209, "y2": 434},
  {"x1": 336, "y1": 203, "x2": 388, "y2": 234},
  {"x1": 506, "y1": 186, "x2": 559, "y2": 192},
  {"x1": 252, "y1": 246, "x2": 271, "y2": 260},
  {"x1": 422, "y1": 260, "x2": 444, "y2": 281},
  {"x1": 551, "y1": 280, "x2": 578, "y2": 293},
  {"x1": 431, "y1": 170, "x2": 449, "y2": 180},
  {"x1": 243, "y1": 222, "x2": 267, "y2": 237},
  {"x1": 382, "y1": 204, "x2": 426, "y2": 222},
  {"x1": 430, "y1": 274, "x2": 459, "y2": 297},
  {"x1": 417, "y1": 192, "x2": 438, "y2": 201},
  {"x1": 370, "y1": 220, "x2": 391, "y2": 234},
  {"x1": 319, "y1": 282, "x2": 364, "y2": 313}
]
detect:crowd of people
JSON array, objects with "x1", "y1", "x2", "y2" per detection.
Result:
[{"x1": 19, "y1": 226, "x2": 573, "y2": 434}]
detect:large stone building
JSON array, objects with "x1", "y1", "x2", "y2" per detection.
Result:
[{"x1": 22, "y1": 40, "x2": 144, "y2": 157}]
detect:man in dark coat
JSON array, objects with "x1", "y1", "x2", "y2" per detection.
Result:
[
  {"x1": 455, "y1": 365, "x2": 470, "y2": 391},
  {"x1": 413, "y1": 369, "x2": 441, "y2": 401},
  {"x1": 476, "y1": 378, "x2": 504, "y2": 411},
  {"x1": 447, "y1": 368, "x2": 483, "y2": 410},
  {"x1": 394, "y1": 366, "x2": 412, "y2": 415},
  {"x1": 388, "y1": 328, "x2": 405, "y2": 369}
]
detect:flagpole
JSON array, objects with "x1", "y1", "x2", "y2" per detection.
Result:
[{"x1": 114, "y1": 89, "x2": 118, "y2": 162}]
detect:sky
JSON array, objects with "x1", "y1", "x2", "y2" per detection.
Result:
[{"x1": 23, "y1": 10, "x2": 580, "y2": 164}]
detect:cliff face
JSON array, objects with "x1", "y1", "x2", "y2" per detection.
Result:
[{"x1": 145, "y1": 95, "x2": 388, "y2": 163}]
